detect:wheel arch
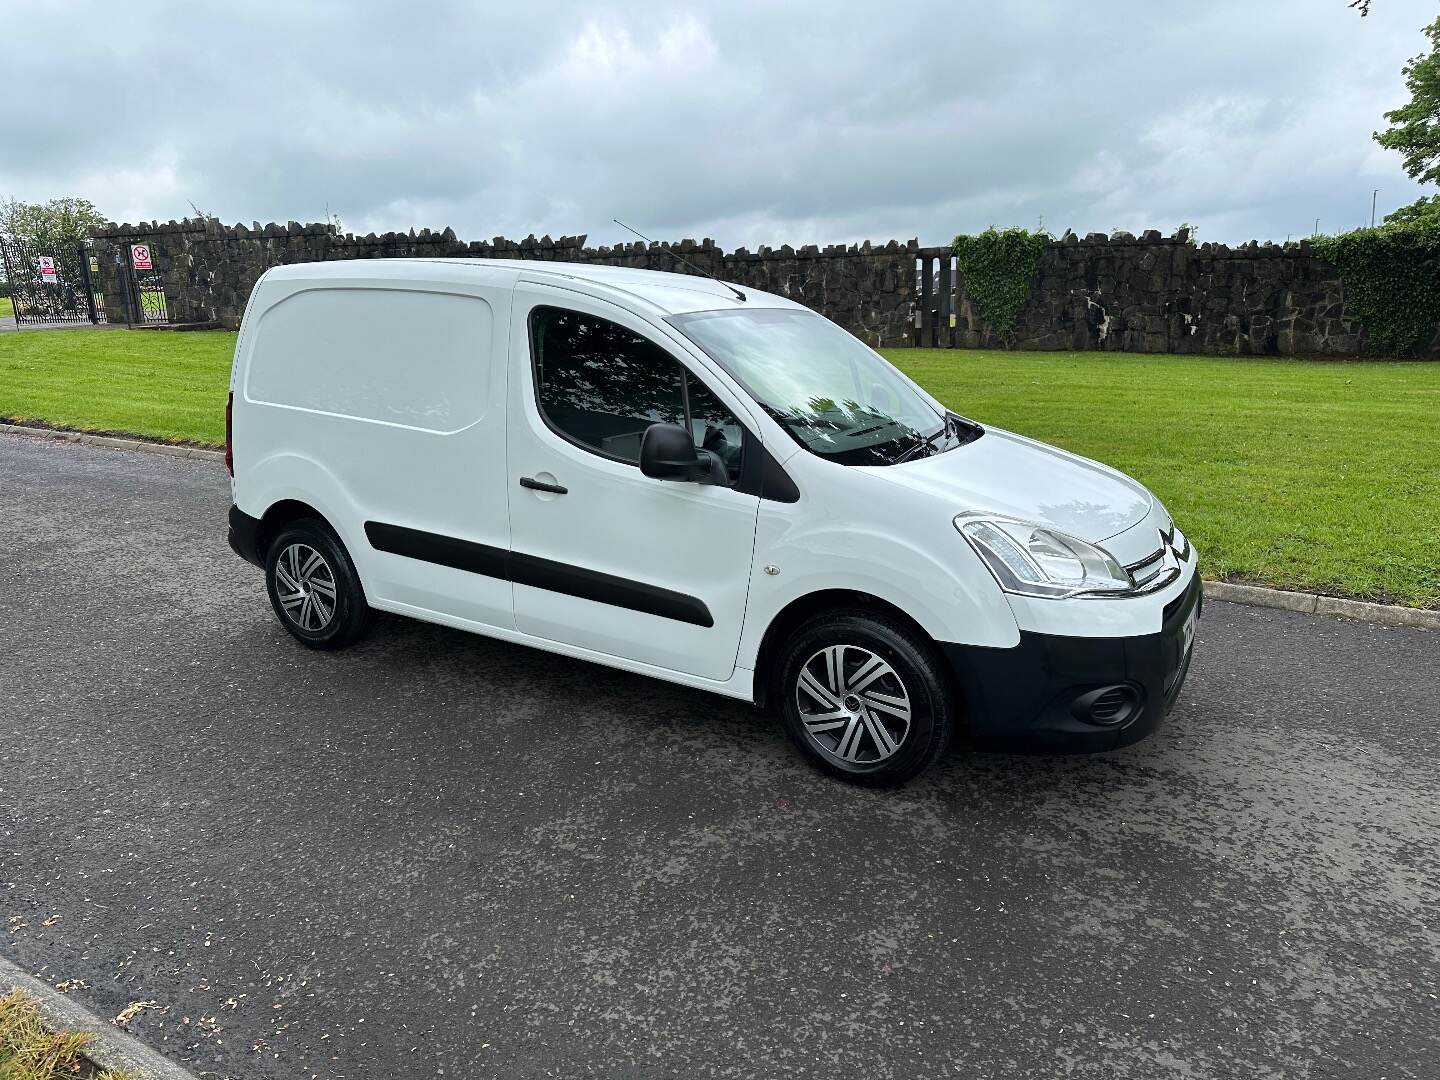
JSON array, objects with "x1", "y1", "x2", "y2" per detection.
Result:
[
  {"x1": 255, "y1": 498, "x2": 331, "y2": 563},
  {"x1": 751, "y1": 589, "x2": 946, "y2": 710}
]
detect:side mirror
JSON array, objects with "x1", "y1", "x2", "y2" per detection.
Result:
[{"x1": 640, "y1": 422, "x2": 726, "y2": 484}]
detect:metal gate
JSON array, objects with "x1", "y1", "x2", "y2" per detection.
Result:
[
  {"x1": 120, "y1": 241, "x2": 168, "y2": 324},
  {"x1": 912, "y1": 250, "x2": 957, "y2": 348},
  {"x1": 0, "y1": 238, "x2": 106, "y2": 326}
]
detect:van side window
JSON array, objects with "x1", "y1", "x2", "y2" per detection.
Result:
[{"x1": 530, "y1": 306, "x2": 743, "y2": 482}]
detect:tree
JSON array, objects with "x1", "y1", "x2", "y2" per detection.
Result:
[
  {"x1": 1374, "y1": 17, "x2": 1440, "y2": 225},
  {"x1": 1375, "y1": 17, "x2": 1440, "y2": 185},
  {"x1": 1351, "y1": 1, "x2": 1371, "y2": 14},
  {"x1": 1383, "y1": 194, "x2": 1440, "y2": 227},
  {"x1": 0, "y1": 196, "x2": 107, "y2": 252}
]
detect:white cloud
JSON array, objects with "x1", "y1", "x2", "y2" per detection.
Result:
[{"x1": 0, "y1": 0, "x2": 1433, "y2": 244}]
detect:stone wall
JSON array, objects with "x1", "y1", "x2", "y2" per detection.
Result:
[
  {"x1": 90, "y1": 219, "x2": 921, "y2": 347},
  {"x1": 951, "y1": 228, "x2": 1380, "y2": 356},
  {"x1": 90, "y1": 218, "x2": 1426, "y2": 356}
]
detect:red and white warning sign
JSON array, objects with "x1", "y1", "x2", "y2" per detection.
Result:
[
  {"x1": 130, "y1": 243, "x2": 152, "y2": 270},
  {"x1": 37, "y1": 256, "x2": 57, "y2": 282}
]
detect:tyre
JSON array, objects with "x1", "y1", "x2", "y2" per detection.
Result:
[
  {"x1": 778, "y1": 611, "x2": 953, "y2": 787},
  {"x1": 264, "y1": 518, "x2": 373, "y2": 650}
]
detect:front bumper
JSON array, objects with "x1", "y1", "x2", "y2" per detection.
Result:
[{"x1": 942, "y1": 574, "x2": 1201, "y2": 753}]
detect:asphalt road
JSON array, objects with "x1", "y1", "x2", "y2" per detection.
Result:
[{"x1": 1, "y1": 432, "x2": 1437, "y2": 1080}]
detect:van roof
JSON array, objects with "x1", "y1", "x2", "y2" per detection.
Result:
[{"x1": 259, "y1": 258, "x2": 804, "y2": 317}]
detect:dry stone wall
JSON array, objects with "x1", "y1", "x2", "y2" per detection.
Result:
[
  {"x1": 955, "y1": 228, "x2": 1376, "y2": 356},
  {"x1": 90, "y1": 219, "x2": 1427, "y2": 356},
  {"x1": 89, "y1": 219, "x2": 922, "y2": 346}
]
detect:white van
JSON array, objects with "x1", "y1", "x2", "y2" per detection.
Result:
[{"x1": 226, "y1": 259, "x2": 1200, "y2": 786}]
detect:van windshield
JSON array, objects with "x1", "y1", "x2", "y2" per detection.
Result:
[{"x1": 667, "y1": 307, "x2": 950, "y2": 466}]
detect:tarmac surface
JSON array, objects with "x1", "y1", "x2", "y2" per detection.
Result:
[{"x1": 2, "y1": 432, "x2": 1437, "y2": 1079}]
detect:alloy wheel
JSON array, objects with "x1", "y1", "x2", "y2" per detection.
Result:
[
  {"x1": 274, "y1": 543, "x2": 338, "y2": 632},
  {"x1": 795, "y1": 645, "x2": 912, "y2": 765}
]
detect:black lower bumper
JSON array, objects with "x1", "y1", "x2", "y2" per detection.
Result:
[
  {"x1": 942, "y1": 576, "x2": 1202, "y2": 753},
  {"x1": 227, "y1": 504, "x2": 264, "y2": 568}
]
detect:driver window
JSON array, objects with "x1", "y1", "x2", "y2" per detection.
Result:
[
  {"x1": 530, "y1": 305, "x2": 744, "y2": 482},
  {"x1": 686, "y1": 373, "x2": 743, "y2": 482}
]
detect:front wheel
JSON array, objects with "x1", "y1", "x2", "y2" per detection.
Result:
[
  {"x1": 778, "y1": 611, "x2": 953, "y2": 787},
  {"x1": 264, "y1": 519, "x2": 373, "y2": 650}
]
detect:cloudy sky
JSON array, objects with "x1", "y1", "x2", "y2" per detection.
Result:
[{"x1": 2, "y1": 1, "x2": 1435, "y2": 248}]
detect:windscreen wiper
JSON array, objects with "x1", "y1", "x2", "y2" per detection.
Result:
[{"x1": 891, "y1": 414, "x2": 956, "y2": 464}]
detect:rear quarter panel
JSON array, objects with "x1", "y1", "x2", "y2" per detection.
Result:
[{"x1": 229, "y1": 268, "x2": 516, "y2": 628}]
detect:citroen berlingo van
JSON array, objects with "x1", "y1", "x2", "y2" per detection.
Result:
[{"x1": 225, "y1": 259, "x2": 1200, "y2": 786}]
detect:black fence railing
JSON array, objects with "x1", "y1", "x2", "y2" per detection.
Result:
[{"x1": 0, "y1": 238, "x2": 106, "y2": 326}]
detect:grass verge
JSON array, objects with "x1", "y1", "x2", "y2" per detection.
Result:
[
  {"x1": 0, "y1": 990, "x2": 133, "y2": 1080},
  {"x1": 0, "y1": 329, "x2": 1434, "y2": 607},
  {"x1": 0, "y1": 297, "x2": 13, "y2": 319}
]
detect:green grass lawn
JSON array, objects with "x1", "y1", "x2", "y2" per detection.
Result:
[
  {"x1": 886, "y1": 349, "x2": 1440, "y2": 608},
  {"x1": 0, "y1": 327, "x2": 232, "y2": 444},
  {"x1": 0, "y1": 328, "x2": 1435, "y2": 607}
]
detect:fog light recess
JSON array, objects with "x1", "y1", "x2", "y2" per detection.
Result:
[{"x1": 1071, "y1": 684, "x2": 1142, "y2": 728}]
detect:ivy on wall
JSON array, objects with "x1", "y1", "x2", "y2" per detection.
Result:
[
  {"x1": 951, "y1": 227, "x2": 1049, "y2": 339},
  {"x1": 1310, "y1": 223, "x2": 1440, "y2": 357}
]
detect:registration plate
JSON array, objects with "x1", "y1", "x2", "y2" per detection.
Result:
[{"x1": 1179, "y1": 604, "x2": 1199, "y2": 656}]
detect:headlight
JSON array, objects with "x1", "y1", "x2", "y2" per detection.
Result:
[{"x1": 954, "y1": 513, "x2": 1135, "y2": 599}]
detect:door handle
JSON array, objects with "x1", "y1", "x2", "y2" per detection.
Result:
[{"x1": 519, "y1": 476, "x2": 568, "y2": 495}]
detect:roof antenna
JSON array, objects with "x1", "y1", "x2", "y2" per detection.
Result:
[{"x1": 612, "y1": 218, "x2": 745, "y2": 302}]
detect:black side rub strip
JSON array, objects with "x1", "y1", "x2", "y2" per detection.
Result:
[
  {"x1": 365, "y1": 521, "x2": 508, "y2": 579},
  {"x1": 363, "y1": 522, "x2": 714, "y2": 628},
  {"x1": 510, "y1": 552, "x2": 713, "y2": 627}
]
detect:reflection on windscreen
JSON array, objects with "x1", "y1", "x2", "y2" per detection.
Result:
[{"x1": 668, "y1": 308, "x2": 944, "y2": 466}]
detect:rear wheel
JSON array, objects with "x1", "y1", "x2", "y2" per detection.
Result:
[
  {"x1": 264, "y1": 519, "x2": 373, "y2": 650},
  {"x1": 778, "y1": 611, "x2": 952, "y2": 787}
]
